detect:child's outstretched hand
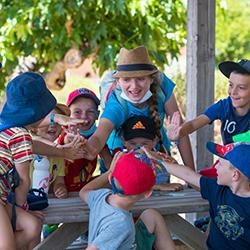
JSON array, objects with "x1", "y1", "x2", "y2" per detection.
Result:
[
  {"x1": 142, "y1": 147, "x2": 177, "y2": 164},
  {"x1": 153, "y1": 183, "x2": 183, "y2": 192},
  {"x1": 55, "y1": 114, "x2": 88, "y2": 127},
  {"x1": 58, "y1": 135, "x2": 87, "y2": 160},
  {"x1": 167, "y1": 111, "x2": 182, "y2": 141}
]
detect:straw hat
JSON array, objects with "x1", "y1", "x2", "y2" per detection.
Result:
[{"x1": 112, "y1": 46, "x2": 158, "y2": 78}]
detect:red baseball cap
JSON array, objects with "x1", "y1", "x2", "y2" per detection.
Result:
[
  {"x1": 66, "y1": 88, "x2": 100, "y2": 107},
  {"x1": 112, "y1": 151, "x2": 156, "y2": 195}
]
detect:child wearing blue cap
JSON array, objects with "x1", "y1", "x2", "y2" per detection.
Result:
[
  {"x1": 0, "y1": 72, "x2": 82, "y2": 250},
  {"x1": 143, "y1": 142, "x2": 250, "y2": 250},
  {"x1": 167, "y1": 59, "x2": 250, "y2": 145}
]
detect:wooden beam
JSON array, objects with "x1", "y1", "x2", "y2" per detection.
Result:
[
  {"x1": 165, "y1": 214, "x2": 207, "y2": 250},
  {"x1": 186, "y1": 0, "x2": 216, "y2": 170},
  {"x1": 33, "y1": 223, "x2": 88, "y2": 250}
]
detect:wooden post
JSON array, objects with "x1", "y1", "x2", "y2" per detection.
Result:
[{"x1": 186, "y1": 0, "x2": 215, "y2": 170}]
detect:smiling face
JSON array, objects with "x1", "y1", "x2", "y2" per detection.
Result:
[
  {"x1": 117, "y1": 76, "x2": 153, "y2": 102},
  {"x1": 34, "y1": 110, "x2": 62, "y2": 142},
  {"x1": 228, "y1": 72, "x2": 250, "y2": 115},
  {"x1": 69, "y1": 97, "x2": 99, "y2": 131}
]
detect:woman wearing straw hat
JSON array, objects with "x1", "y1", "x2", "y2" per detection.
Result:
[
  {"x1": 0, "y1": 72, "x2": 83, "y2": 250},
  {"x1": 83, "y1": 46, "x2": 195, "y2": 171}
]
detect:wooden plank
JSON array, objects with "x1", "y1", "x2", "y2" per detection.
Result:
[
  {"x1": 186, "y1": 0, "x2": 216, "y2": 169},
  {"x1": 37, "y1": 189, "x2": 209, "y2": 249},
  {"x1": 43, "y1": 190, "x2": 209, "y2": 224},
  {"x1": 165, "y1": 214, "x2": 207, "y2": 250},
  {"x1": 34, "y1": 222, "x2": 88, "y2": 250}
]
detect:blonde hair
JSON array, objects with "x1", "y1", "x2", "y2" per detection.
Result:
[{"x1": 148, "y1": 72, "x2": 167, "y2": 153}]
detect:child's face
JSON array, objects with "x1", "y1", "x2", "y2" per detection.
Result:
[
  {"x1": 123, "y1": 137, "x2": 156, "y2": 151},
  {"x1": 228, "y1": 72, "x2": 250, "y2": 112},
  {"x1": 69, "y1": 97, "x2": 98, "y2": 131},
  {"x1": 117, "y1": 76, "x2": 152, "y2": 102},
  {"x1": 215, "y1": 158, "x2": 234, "y2": 185},
  {"x1": 34, "y1": 110, "x2": 62, "y2": 142}
]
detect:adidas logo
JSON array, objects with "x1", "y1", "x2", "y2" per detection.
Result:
[{"x1": 132, "y1": 121, "x2": 145, "y2": 130}]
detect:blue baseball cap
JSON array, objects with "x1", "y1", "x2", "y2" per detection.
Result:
[
  {"x1": 219, "y1": 59, "x2": 250, "y2": 78},
  {"x1": 0, "y1": 72, "x2": 56, "y2": 131},
  {"x1": 207, "y1": 142, "x2": 250, "y2": 179}
]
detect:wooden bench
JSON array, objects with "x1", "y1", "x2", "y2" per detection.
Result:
[{"x1": 34, "y1": 189, "x2": 209, "y2": 250}]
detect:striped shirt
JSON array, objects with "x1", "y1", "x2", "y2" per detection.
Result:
[{"x1": 0, "y1": 127, "x2": 33, "y2": 205}]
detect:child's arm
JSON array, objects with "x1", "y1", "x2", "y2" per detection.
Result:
[
  {"x1": 80, "y1": 151, "x2": 123, "y2": 202},
  {"x1": 99, "y1": 146, "x2": 113, "y2": 170},
  {"x1": 32, "y1": 136, "x2": 85, "y2": 160},
  {"x1": 167, "y1": 111, "x2": 211, "y2": 141},
  {"x1": 82, "y1": 118, "x2": 115, "y2": 160},
  {"x1": 53, "y1": 176, "x2": 68, "y2": 199},
  {"x1": 15, "y1": 161, "x2": 31, "y2": 208},
  {"x1": 165, "y1": 95, "x2": 196, "y2": 170},
  {"x1": 79, "y1": 171, "x2": 110, "y2": 203},
  {"x1": 143, "y1": 148, "x2": 201, "y2": 188}
]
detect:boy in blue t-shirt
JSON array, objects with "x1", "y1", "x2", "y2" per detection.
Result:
[
  {"x1": 167, "y1": 59, "x2": 250, "y2": 145},
  {"x1": 143, "y1": 142, "x2": 250, "y2": 250}
]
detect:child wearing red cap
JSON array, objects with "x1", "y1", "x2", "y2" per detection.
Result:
[
  {"x1": 57, "y1": 88, "x2": 112, "y2": 192},
  {"x1": 80, "y1": 151, "x2": 175, "y2": 250},
  {"x1": 143, "y1": 142, "x2": 250, "y2": 250}
]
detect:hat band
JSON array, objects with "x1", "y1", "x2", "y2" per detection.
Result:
[{"x1": 117, "y1": 64, "x2": 157, "y2": 72}]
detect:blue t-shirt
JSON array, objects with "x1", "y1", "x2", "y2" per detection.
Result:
[
  {"x1": 200, "y1": 177, "x2": 250, "y2": 250},
  {"x1": 101, "y1": 73, "x2": 175, "y2": 151},
  {"x1": 87, "y1": 189, "x2": 136, "y2": 250},
  {"x1": 204, "y1": 97, "x2": 250, "y2": 144}
]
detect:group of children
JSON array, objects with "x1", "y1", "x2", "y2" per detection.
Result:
[{"x1": 0, "y1": 45, "x2": 249, "y2": 250}]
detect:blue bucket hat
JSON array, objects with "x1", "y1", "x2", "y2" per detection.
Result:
[
  {"x1": 0, "y1": 72, "x2": 56, "y2": 130},
  {"x1": 207, "y1": 142, "x2": 250, "y2": 179}
]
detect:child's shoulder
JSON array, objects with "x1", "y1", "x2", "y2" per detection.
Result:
[{"x1": 4, "y1": 127, "x2": 31, "y2": 140}]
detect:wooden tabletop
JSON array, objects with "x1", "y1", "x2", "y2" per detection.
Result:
[{"x1": 44, "y1": 188, "x2": 209, "y2": 224}]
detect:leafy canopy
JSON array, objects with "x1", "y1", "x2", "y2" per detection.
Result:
[
  {"x1": 216, "y1": 0, "x2": 250, "y2": 63},
  {"x1": 0, "y1": 0, "x2": 186, "y2": 89}
]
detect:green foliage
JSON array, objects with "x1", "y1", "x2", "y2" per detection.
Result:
[
  {"x1": 0, "y1": 0, "x2": 186, "y2": 89},
  {"x1": 216, "y1": 0, "x2": 250, "y2": 63}
]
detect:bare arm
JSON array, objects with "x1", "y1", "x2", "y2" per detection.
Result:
[
  {"x1": 99, "y1": 146, "x2": 113, "y2": 170},
  {"x1": 143, "y1": 148, "x2": 201, "y2": 188},
  {"x1": 53, "y1": 176, "x2": 68, "y2": 199},
  {"x1": 79, "y1": 152, "x2": 123, "y2": 202},
  {"x1": 32, "y1": 136, "x2": 86, "y2": 160},
  {"x1": 82, "y1": 118, "x2": 114, "y2": 160},
  {"x1": 15, "y1": 161, "x2": 31, "y2": 206},
  {"x1": 79, "y1": 171, "x2": 110, "y2": 203},
  {"x1": 179, "y1": 114, "x2": 211, "y2": 138},
  {"x1": 165, "y1": 93, "x2": 195, "y2": 170}
]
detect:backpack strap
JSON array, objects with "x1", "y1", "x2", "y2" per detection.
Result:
[
  {"x1": 113, "y1": 87, "x2": 129, "y2": 119},
  {"x1": 1, "y1": 166, "x2": 20, "y2": 231}
]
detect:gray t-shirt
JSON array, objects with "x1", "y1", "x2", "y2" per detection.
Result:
[{"x1": 87, "y1": 188, "x2": 136, "y2": 250}]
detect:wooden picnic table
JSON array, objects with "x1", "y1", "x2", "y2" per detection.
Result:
[{"x1": 34, "y1": 188, "x2": 209, "y2": 250}]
